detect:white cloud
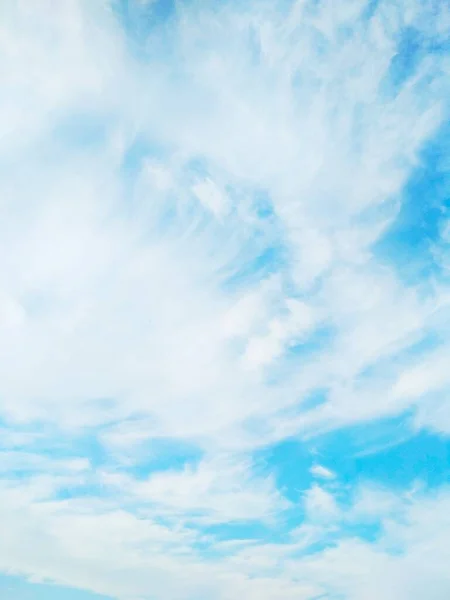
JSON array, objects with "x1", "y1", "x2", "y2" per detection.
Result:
[
  {"x1": 310, "y1": 465, "x2": 336, "y2": 480},
  {"x1": 304, "y1": 484, "x2": 341, "y2": 522},
  {"x1": 0, "y1": 459, "x2": 449, "y2": 600},
  {"x1": 100, "y1": 454, "x2": 289, "y2": 524},
  {"x1": 192, "y1": 178, "x2": 228, "y2": 218},
  {"x1": 0, "y1": 0, "x2": 450, "y2": 598},
  {"x1": 0, "y1": 0, "x2": 448, "y2": 442},
  {"x1": 296, "y1": 487, "x2": 450, "y2": 600}
]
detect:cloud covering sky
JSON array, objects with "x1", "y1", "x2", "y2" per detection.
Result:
[{"x1": 0, "y1": 0, "x2": 450, "y2": 598}]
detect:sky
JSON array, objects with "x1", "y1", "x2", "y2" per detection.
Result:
[{"x1": 0, "y1": 0, "x2": 450, "y2": 599}]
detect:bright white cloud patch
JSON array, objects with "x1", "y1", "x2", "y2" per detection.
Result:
[
  {"x1": 310, "y1": 464, "x2": 336, "y2": 480},
  {"x1": 0, "y1": 0, "x2": 450, "y2": 599}
]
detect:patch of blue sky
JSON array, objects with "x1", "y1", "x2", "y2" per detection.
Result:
[
  {"x1": 256, "y1": 439, "x2": 316, "y2": 503},
  {"x1": 353, "y1": 429, "x2": 450, "y2": 488},
  {"x1": 383, "y1": 26, "x2": 424, "y2": 97},
  {"x1": 290, "y1": 525, "x2": 379, "y2": 559},
  {"x1": 252, "y1": 423, "x2": 450, "y2": 548},
  {"x1": 65, "y1": 433, "x2": 107, "y2": 468},
  {"x1": 331, "y1": 522, "x2": 381, "y2": 546},
  {"x1": 200, "y1": 521, "x2": 273, "y2": 548},
  {"x1": 244, "y1": 417, "x2": 450, "y2": 550},
  {"x1": 249, "y1": 188, "x2": 276, "y2": 220},
  {"x1": 118, "y1": 437, "x2": 203, "y2": 479},
  {"x1": 287, "y1": 324, "x2": 335, "y2": 359},
  {"x1": 221, "y1": 244, "x2": 286, "y2": 291},
  {"x1": 112, "y1": 0, "x2": 184, "y2": 71},
  {"x1": 12, "y1": 426, "x2": 109, "y2": 469},
  {"x1": 121, "y1": 136, "x2": 170, "y2": 182},
  {"x1": 113, "y1": 0, "x2": 177, "y2": 48},
  {"x1": 361, "y1": 0, "x2": 381, "y2": 21},
  {"x1": 218, "y1": 252, "x2": 288, "y2": 298},
  {"x1": 200, "y1": 512, "x2": 331, "y2": 554},
  {"x1": 30, "y1": 426, "x2": 200, "y2": 490},
  {"x1": 0, "y1": 429, "x2": 109, "y2": 501},
  {"x1": 297, "y1": 389, "x2": 329, "y2": 413},
  {"x1": 181, "y1": 156, "x2": 210, "y2": 180},
  {"x1": 1, "y1": 429, "x2": 74, "y2": 463},
  {"x1": 50, "y1": 112, "x2": 112, "y2": 151},
  {"x1": 353, "y1": 330, "x2": 444, "y2": 388},
  {"x1": 0, "y1": 420, "x2": 41, "y2": 448},
  {"x1": 28, "y1": 423, "x2": 202, "y2": 479},
  {"x1": 211, "y1": 207, "x2": 286, "y2": 291},
  {"x1": 310, "y1": 416, "x2": 450, "y2": 490},
  {"x1": 374, "y1": 121, "x2": 450, "y2": 285},
  {"x1": 53, "y1": 483, "x2": 108, "y2": 504},
  {"x1": 0, "y1": 574, "x2": 112, "y2": 600}
]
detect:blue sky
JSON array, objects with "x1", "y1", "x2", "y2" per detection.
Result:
[{"x1": 0, "y1": 0, "x2": 450, "y2": 599}]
